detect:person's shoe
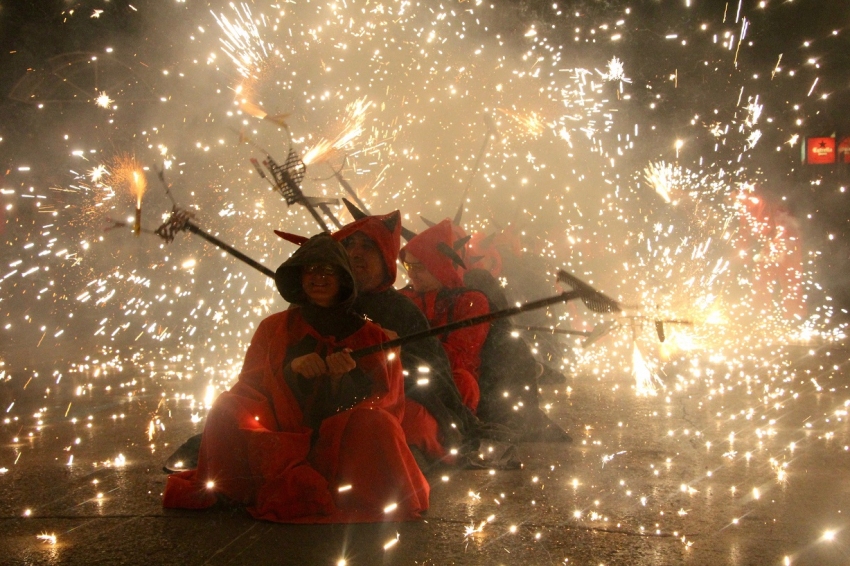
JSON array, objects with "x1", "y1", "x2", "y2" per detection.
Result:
[{"x1": 163, "y1": 433, "x2": 203, "y2": 473}]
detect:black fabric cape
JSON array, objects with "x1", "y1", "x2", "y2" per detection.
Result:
[{"x1": 353, "y1": 289, "x2": 479, "y2": 449}]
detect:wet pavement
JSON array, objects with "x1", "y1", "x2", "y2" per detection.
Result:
[{"x1": 3, "y1": 342, "x2": 850, "y2": 565}]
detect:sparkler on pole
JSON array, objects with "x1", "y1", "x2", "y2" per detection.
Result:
[
  {"x1": 111, "y1": 155, "x2": 147, "y2": 237},
  {"x1": 128, "y1": 173, "x2": 145, "y2": 237},
  {"x1": 133, "y1": 199, "x2": 142, "y2": 237},
  {"x1": 522, "y1": 325, "x2": 591, "y2": 337}
]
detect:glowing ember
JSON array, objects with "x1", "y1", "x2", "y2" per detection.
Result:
[
  {"x1": 36, "y1": 533, "x2": 57, "y2": 545},
  {"x1": 95, "y1": 92, "x2": 113, "y2": 109}
]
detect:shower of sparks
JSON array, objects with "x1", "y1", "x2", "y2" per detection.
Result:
[
  {"x1": 212, "y1": 4, "x2": 274, "y2": 80},
  {"x1": 1, "y1": 1, "x2": 848, "y2": 562},
  {"x1": 643, "y1": 161, "x2": 676, "y2": 204},
  {"x1": 302, "y1": 97, "x2": 372, "y2": 166},
  {"x1": 632, "y1": 343, "x2": 664, "y2": 396},
  {"x1": 111, "y1": 154, "x2": 147, "y2": 207}
]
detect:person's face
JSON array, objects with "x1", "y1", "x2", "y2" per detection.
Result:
[
  {"x1": 301, "y1": 264, "x2": 341, "y2": 307},
  {"x1": 403, "y1": 252, "x2": 443, "y2": 293},
  {"x1": 343, "y1": 232, "x2": 388, "y2": 294}
]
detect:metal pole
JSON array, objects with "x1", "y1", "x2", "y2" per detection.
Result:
[
  {"x1": 185, "y1": 222, "x2": 276, "y2": 279},
  {"x1": 351, "y1": 290, "x2": 584, "y2": 359}
]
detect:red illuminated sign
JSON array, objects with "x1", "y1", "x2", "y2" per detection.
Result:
[{"x1": 806, "y1": 137, "x2": 836, "y2": 164}]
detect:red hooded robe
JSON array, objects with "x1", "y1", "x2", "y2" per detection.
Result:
[
  {"x1": 400, "y1": 220, "x2": 490, "y2": 413},
  {"x1": 163, "y1": 233, "x2": 428, "y2": 523},
  {"x1": 333, "y1": 213, "x2": 453, "y2": 461}
]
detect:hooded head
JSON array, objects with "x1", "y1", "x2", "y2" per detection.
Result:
[
  {"x1": 491, "y1": 224, "x2": 523, "y2": 257},
  {"x1": 332, "y1": 211, "x2": 402, "y2": 293},
  {"x1": 467, "y1": 231, "x2": 504, "y2": 277},
  {"x1": 399, "y1": 219, "x2": 465, "y2": 290},
  {"x1": 274, "y1": 232, "x2": 357, "y2": 309}
]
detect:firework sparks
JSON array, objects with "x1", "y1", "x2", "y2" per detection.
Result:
[
  {"x1": 302, "y1": 98, "x2": 371, "y2": 166},
  {"x1": 643, "y1": 161, "x2": 676, "y2": 204},
  {"x1": 37, "y1": 533, "x2": 57, "y2": 544},
  {"x1": 1, "y1": 2, "x2": 848, "y2": 563},
  {"x1": 632, "y1": 343, "x2": 664, "y2": 396},
  {"x1": 95, "y1": 91, "x2": 113, "y2": 109}
]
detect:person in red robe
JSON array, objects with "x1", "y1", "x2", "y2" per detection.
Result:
[
  {"x1": 333, "y1": 212, "x2": 481, "y2": 463},
  {"x1": 163, "y1": 233, "x2": 429, "y2": 523},
  {"x1": 399, "y1": 220, "x2": 490, "y2": 413}
]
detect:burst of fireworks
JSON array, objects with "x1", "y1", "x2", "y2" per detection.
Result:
[
  {"x1": 95, "y1": 91, "x2": 113, "y2": 109},
  {"x1": 599, "y1": 56, "x2": 632, "y2": 92},
  {"x1": 1, "y1": 3, "x2": 848, "y2": 561},
  {"x1": 302, "y1": 97, "x2": 371, "y2": 166},
  {"x1": 496, "y1": 108, "x2": 547, "y2": 139},
  {"x1": 88, "y1": 164, "x2": 109, "y2": 183}
]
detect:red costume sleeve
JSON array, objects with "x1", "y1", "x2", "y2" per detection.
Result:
[
  {"x1": 442, "y1": 291, "x2": 489, "y2": 412},
  {"x1": 163, "y1": 311, "x2": 428, "y2": 523}
]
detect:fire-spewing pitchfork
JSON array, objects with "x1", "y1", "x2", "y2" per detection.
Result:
[
  {"x1": 148, "y1": 176, "x2": 622, "y2": 354},
  {"x1": 348, "y1": 270, "x2": 622, "y2": 359},
  {"x1": 249, "y1": 149, "x2": 344, "y2": 232}
]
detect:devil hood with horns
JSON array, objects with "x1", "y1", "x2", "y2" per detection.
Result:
[
  {"x1": 399, "y1": 219, "x2": 465, "y2": 289},
  {"x1": 332, "y1": 211, "x2": 402, "y2": 293}
]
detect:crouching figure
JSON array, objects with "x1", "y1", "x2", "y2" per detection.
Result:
[{"x1": 163, "y1": 233, "x2": 429, "y2": 523}]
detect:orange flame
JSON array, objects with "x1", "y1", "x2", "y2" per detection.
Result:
[{"x1": 112, "y1": 154, "x2": 146, "y2": 207}]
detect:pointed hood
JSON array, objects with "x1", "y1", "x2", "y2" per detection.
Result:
[
  {"x1": 274, "y1": 232, "x2": 357, "y2": 308},
  {"x1": 492, "y1": 224, "x2": 523, "y2": 257},
  {"x1": 449, "y1": 222, "x2": 469, "y2": 264},
  {"x1": 399, "y1": 219, "x2": 465, "y2": 289},
  {"x1": 332, "y1": 210, "x2": 402, "y2": 292},
  {"x1": 421, "y1": 216, "x2": 468, "y2": 260},
  {"x1": 467, "y1": 231, "x2": 503, "y2": 277}
]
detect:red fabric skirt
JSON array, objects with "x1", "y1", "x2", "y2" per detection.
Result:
[
  {"x1": 163, "y1": 390, "x2": 429, "y2": 523},
  {"x1": 401, "y1": 400, "x2": 446, "y2": 461}
]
